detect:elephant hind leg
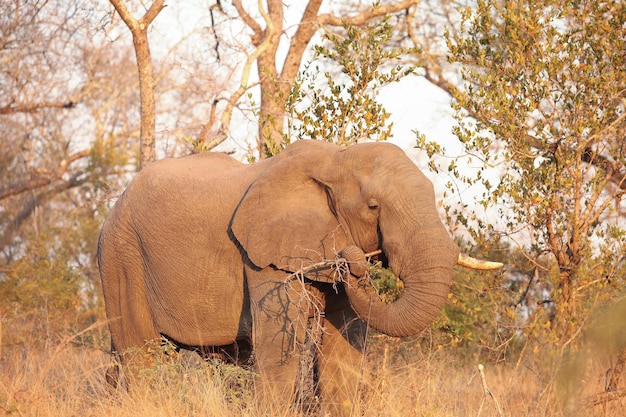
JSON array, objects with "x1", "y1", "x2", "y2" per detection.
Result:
[
  {"x1": 101, "y1": 246, "x2": 161, "y2": 385},
  {"x1": 100, "y1": 219, "x2": 165, "y2": 391}
]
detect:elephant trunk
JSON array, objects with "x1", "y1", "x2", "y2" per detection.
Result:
[{"x1": 342, "y1": 226, "x2": 459, "y2": 338}]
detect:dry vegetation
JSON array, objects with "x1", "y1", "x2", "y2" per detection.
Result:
[{"x1": 2, "y1": 323, "x2": 625, "y2": 417}]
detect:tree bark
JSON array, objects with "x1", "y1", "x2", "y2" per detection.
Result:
[{"x1": 109, "y1": 0, "x2": 165, "y2": 169}]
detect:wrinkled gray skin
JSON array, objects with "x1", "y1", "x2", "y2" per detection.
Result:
[{"x1": 98, "y1": 140, "x2": 459, "y2": 414}]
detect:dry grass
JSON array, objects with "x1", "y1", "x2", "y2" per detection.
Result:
[{"x1": 1, "y1": 330, "x2": 625, "y2": 417}]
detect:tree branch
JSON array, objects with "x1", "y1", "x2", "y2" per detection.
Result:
[
  {"x1": 196, "y1": 99, "x2": 219, "y2": 147},
  {"x1": 140, "y1": 0, "x2": 166, "y2": 27},
  {"x1": 586, "y1": 388, "x2": 626, "y2": 408},
  {"x1": 439, "y1": 76, "x2": 626, "y2": 195},
  {"x1": 0, "y1": 171, "x2": 88, "y2": 249},
  {"x1": 0, "y1": 101, "x2": 75, "y2": 115},
  {"x1": 416, "y1": 13, "x2": 626, "y2": 197},
  {"x1": 109, "y1": 0, "x2": 165, "y2": 30},
  {"x1": 0, "y1": 149, "x2": 90, "y2": 201},
  {"x1": 318, "y1": 0, "x2": 419, "y2": 27},
  {"x1": 205, "y1": 0, "x2": 276, "y2": 151},
  {"x1": 232, "y1": 0, "x2": 264, "y2": 45},
  {"x1": 280, "y1": 0, "x2": 324, "y2": 87},
  {"x1": 583, "y1": 147, "x2": 626, "y2": 191},
  {"x1": 0, "y1": 177, "x2": 52, "y2": 200},
  {"x1": 109, "y1": 0, "x2": 138, "y2": 30}
]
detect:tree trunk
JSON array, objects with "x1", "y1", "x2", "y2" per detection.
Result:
[
  {"x1": 132, "y1": 29, "x2": 157, "y2": 169},
  {"x1": 109, "y1": 0, "x2": 165, "y2": 169}
]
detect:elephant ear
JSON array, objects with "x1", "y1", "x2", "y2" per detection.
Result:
[{"x1": 231, "y1": 151, "x2": 348, "y2": 273}]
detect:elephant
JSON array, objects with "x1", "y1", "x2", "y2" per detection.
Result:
[{"x1": 97, "y1": 140, "x2": 500, "y2": 414}]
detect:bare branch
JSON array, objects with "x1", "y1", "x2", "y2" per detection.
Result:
[
  {"x1": 204, "y1": 0, "x2": 277, "y2": 151},
  {"x1": 232, "y1": 0, "x2": 263, "y2": 44},
  {"x1": 109, "y1": 0, "x2": 139, "y2": 30},
  {"x1": 0, "y1": 149, "x2": 90, "y2": 201},
  {"x1": 141, "y1": 0, "x2": 166, "y2": 27},
  {"x1": 0, "y1": 101, "x2": 76, "y2": 115},
  {"x1": 109, "y1": 0, "x2": 165, "y2": 30},
  {"x1": 196, "y1": 99, "x2": 219, "y2": 147},
  {"x1": 586, "y1": 388, "x2": 626, "y2": 408},
  {"x1": 280, "y1": 0, "x2": 324, "y2": 86},
  {"x1": 0, "y1": 171, "x2": 88, "y2": 249},
  {"x1": 477, "y1": 364, "x2": 505, "y2": 417},
  {"x1": 0, "y1": 177, "x2": 51, "y2": 200}
]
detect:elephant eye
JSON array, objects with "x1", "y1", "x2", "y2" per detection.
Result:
[{"x1": 367, "y1": 198, "x2": 380, "y2": 210}]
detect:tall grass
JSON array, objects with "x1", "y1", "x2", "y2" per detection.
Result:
[{"x1": 1, "y1": 327, "x2": 624, "y2": 416}]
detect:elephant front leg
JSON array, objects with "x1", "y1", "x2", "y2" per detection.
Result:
[
  {"x1": 318, "y1": 290, "x2": 368, "y2": 416},
  {"x1": 247, "y1": 270, "x2": 314, "y2": 413}
]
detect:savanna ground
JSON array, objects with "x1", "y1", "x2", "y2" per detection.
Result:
[{"x1": 2, "y1": 321, "x2": 625, "y2": 417}]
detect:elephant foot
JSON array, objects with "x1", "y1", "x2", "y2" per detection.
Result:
[{"x1": 105, "y1": 362, "x2": 120, "y2": 391}]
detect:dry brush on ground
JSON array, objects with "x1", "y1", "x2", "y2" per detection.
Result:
[{"x1": 2, "y1": 325, "x2": 625, "y2": 417}]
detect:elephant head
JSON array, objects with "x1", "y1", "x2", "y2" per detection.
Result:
[{"x1": 231, "y1": 140, "x2": 478, "y2": 337}]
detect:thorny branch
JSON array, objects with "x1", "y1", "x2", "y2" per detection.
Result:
[{"x1": 285, "y1": 249, "x2": 383, "y2": 284}]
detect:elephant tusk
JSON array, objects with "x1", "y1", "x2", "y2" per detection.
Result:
[{"x1": 457, "y1": 254, "x2": 503, "y2": 270}]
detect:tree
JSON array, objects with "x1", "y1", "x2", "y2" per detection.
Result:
[
  {"x1": 281, "y1": 15, "x2": 415, "y2": 153},
  {"x1": 109, "y1": 0, "x2": 165, "y2": 169},
  {"x1": 201, "y1": 0, "x2": 421, "y2": 159},
  {"x1": 421, "y1": 0, "x2": 625, "y2": 337}
]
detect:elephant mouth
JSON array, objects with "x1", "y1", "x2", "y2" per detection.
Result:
[
  {"x1": 366, "y1": 249, "x2": 388, "y2": 267},
  {"x1": 337, "y1": 246, "x2": 401, "y2": 302},
  {"x1": 365, "y1": 253, "x2": 405, "y2": 304}
]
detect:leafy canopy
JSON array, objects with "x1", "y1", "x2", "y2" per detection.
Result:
[
  {"x1": 419, "y1": 0, "x2": 625, "y2": 335},
  {"x1": 272, "y1": 15, "x2": 415, "y2": 156}
]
